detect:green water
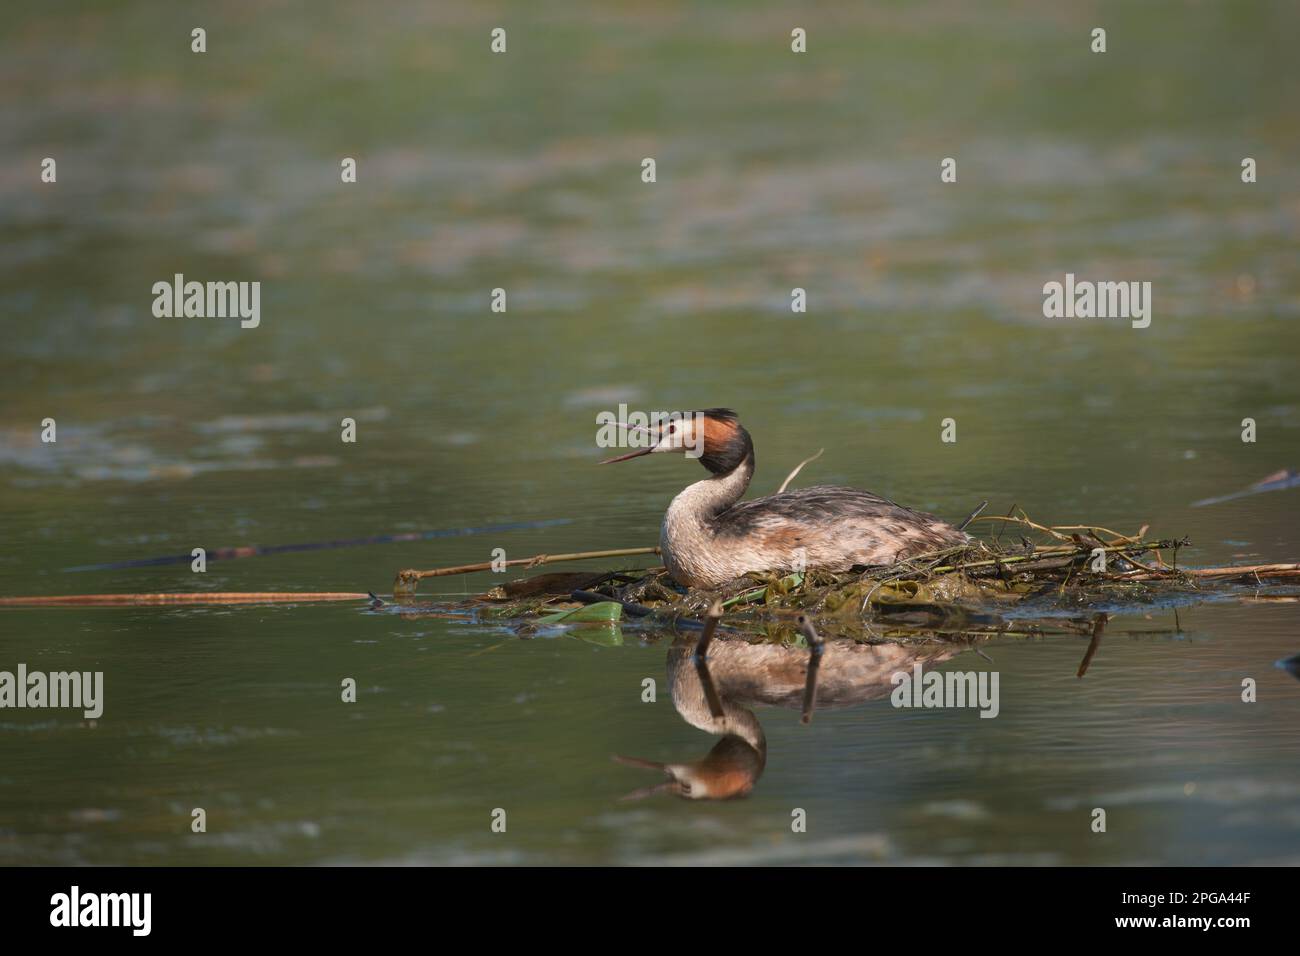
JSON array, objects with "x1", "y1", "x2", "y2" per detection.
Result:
[{"x1": 2, "y1": 1, "x2": 1299, "y2": 864}]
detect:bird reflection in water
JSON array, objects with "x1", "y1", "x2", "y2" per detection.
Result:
[{"x1": 614, "y1": 607, "x2": 965, "y2": 800}]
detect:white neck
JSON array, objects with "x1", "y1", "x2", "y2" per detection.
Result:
[
  {"x1": 667, "y1": 454, "x2": 753, "y2": 529},
  {"x1": 668, "y1": 641, "x2": 767, "y2": 752},
  {"x1": 660, "y1": 454, "x2": 754, "y2": 586}
]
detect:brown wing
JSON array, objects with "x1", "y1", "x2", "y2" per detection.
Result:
[{"x1": 715, "y1": 485, "x2": 967, "y2": 565}]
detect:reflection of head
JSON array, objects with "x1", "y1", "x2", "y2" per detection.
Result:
[
  {"x1": 614, "y1": 736, "x2": 764, "y2": 801},
  {"x1": 615, "y1": 634, "x2": 963, "y2": 801}
]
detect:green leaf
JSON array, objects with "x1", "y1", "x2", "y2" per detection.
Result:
[{"x1": 535, "y1": 601, "x2": 624, "y2": 625}]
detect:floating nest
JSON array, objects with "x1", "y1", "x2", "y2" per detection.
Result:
[{"x1": 455, "y1": 513, "x2": 1300, "y2": 642}]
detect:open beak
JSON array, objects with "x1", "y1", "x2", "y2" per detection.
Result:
[
  {"x1": 598, "y1": 421, "x2": 659, "y2": 464},
  {"x1": 612, "y1": 754, "x2": 680, "y2": 800},
  {"x1": 599, "y1": 446, "x2": 655, "y2": 464}
]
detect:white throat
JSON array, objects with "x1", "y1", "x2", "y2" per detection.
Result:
[{"x1": 660, "y1": 454, "x2": 754, "y2": 586}]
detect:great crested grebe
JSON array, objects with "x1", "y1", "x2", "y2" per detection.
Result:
[{"x1": 601, "y1": 408, "x2": 968, "y2": 589}]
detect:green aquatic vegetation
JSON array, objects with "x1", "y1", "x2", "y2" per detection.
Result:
[{"x1": 534, "y1": 601, "x2": 624, "y2": 625}]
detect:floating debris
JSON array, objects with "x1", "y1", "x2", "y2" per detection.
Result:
[{"x1": 0, "y1": 591, "x2": 371, "y2": 607}]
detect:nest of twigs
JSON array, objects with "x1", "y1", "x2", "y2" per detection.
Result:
[{"x1": 458, "y1": 512, "x2": 1299, "y2": 641}]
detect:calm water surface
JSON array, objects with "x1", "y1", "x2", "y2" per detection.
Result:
[{"x1": 1, "y1": 1, "x2": 1299, "y2": 864}]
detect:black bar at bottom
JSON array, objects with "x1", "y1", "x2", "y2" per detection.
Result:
[{"x1": 0, "y1": 865, "x2": 1281, "y2": 942}]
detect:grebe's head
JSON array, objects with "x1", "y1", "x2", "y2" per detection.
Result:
[{"x1": 599, "y1": 407, "x2": 752, "y2": 474}]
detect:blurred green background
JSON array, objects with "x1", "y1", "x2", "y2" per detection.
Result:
[{"x1": 1, "y1": 0, "x2": 1298, "y2": 864}]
